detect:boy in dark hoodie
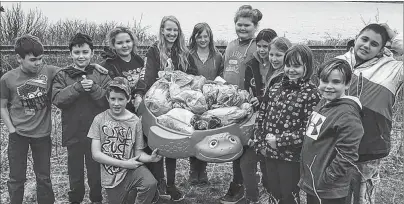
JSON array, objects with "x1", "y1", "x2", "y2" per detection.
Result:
[
  {"x1": 299, "y1": 58, "x2": 364, "y2": 204},
  {"x1": 52, "y1": 33, "x2": 111, "y2": 204}
]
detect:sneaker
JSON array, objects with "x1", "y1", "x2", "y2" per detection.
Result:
[
  {"x1": 167, "y1": 185, "x2": 185, "y2": 201},
  {"x1": 245, "y1": 199, "x2": 260, "y2": 204},
  {"x1": 189, "y1": 170, "x2": 199, "y2": 185},
  {"x1": 198, "y1": 170, "x2": 209, "y2": 185},
  {"x1": 219, "y1": 182, "x2": 245, "y2": 204},
  {"x1": 157, "y1": 179, "x2": 170, "y2": 199}
]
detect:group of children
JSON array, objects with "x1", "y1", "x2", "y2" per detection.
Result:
[{"x1": 1, "y1": 4, "x2": 403, "y2": 204}]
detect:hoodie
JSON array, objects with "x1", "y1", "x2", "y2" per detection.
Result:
[
  {"x1": 52, "y1": 64, "x2": 111, "y2": 146},
  {"x1": 336, "y1": 42, "x2": 403, "y2": 162},
  {"x1": 299, "y1": 96, "x2": 364, "y2": 199}
]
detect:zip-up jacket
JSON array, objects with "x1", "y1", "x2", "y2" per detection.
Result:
[{"x1": 299, "y1": 96, "x2": 364, "y2": 199}]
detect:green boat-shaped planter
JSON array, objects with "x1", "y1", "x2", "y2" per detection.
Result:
[{"x1": 138, "y1": 102, "x2": 256, "y2": 163}]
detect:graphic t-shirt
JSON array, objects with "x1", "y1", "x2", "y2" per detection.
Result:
[
  {"x1": 87, "y1": 110, "x2": 146, "y2": 188},
  {"x1": 0, "y1": 65, "x2": 59, "y2": 137}
]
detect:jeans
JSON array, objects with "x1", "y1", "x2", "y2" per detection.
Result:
[
  {"x1": 67, "y1": 137, "x2": 102, "y2": 203},
  {"x1": 7, "y1": 132, "x2": 55, "y2": 204},
  {"x1": 345, "y1": 159, "x2": 381, "y2": 204},
  {"x1": 307, "y1": 194, "x2": 346, "y2": 204},
  {"x1": 105, "y1": 166, "x2": 157, "y2": 204}
]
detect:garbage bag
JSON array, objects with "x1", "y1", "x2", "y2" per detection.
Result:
[
  {"x1": 164, "y1": 108, "x2": 195, "y2": 125},
  {"x1": 202, "y1": 106, "x2": 248, "y2": 126},
  {"x1": 190, "y1": 114, "x2": 222, "y2": 130},
  {"x1": 144, "y1": 80, "x2": 172, "y2": 117},
  {"x1": 171, "y1": 90, "x2": 208, "y2": 114},
  {"x1": 190, "y1": 75, "x2": 207, "y2": 91},
  {"x1": 157, "y1": 115, "x2": 194, "y2": 134}
]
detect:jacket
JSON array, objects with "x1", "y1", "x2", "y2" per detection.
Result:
[
  {"x1": 52, "y1": 64, "x2": 111, "y2": 146},
  {"x1": 299, "y1": 96, "x2": 364, "y2": 199}
]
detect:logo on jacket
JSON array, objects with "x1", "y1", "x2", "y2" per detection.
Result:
[
  {"x1": 306, "y1": 111, "x2": 326, "y2": 140},
  {"x1": 17, "y1": 75, "x2": 49, "y2": 111}
]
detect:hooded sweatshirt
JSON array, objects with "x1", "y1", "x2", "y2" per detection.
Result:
[
  {"x1": 336, "y1": 38, "x2": 403, "y2": 162},
  {"x1": 52, "y1": 64, "x2": 111, "y2": 146},
  {"x1": 299, "y1": 96, "x2": 364, "y2": 199}
]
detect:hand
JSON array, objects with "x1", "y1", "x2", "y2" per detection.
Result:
[
  {"x1": 380, "y1": 23, "x2": 397, "y2": 41},
  {"x1": 81, "y1": 75, "x2": 93, "y2": 91},
  {"x1": 247, "y1": 139, "x2": 255, "y2": 147},
  {"x1": 132, "y1": 95, "x2": 143, "y2": 112},
  {"x1": 8, "y1": 127, "x2": 16, "y2": 134},
  {"x1": 265, "y1": 133, "x2": 277, "y2": 149},
  {"x1": 150, "y1": 149, "x2": 162, "y2": 162},
  {"x1": 250, "y1": 97, "x2": 259, "y2": 107},
  {"x1": 125, "y1": 155, "x2": 144, "y2": 169},
  {"x1": 91, "y1": 63, "x2": 109, "y2": 74}
]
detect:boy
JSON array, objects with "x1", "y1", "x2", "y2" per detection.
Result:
[
  {"x1": 88, "y1": 77, "x2": 161, "y2": 204},
  {"x1": 299, "y1": 58, "x2": 365, "y2": 204},
  {"x1": 336, "y1": 23, "x2": 403, "y2": 204},
  {"x1": 52, "y1": 33, "x2": 111, "y2": 204},
  {"x1": 0, "y1": 35, "x2": 56, "y2": 203}
]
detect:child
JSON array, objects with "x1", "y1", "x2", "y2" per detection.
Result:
[
  {"x1": 240, "y1": 28, "x2": 278, "y2": 204},
  {"x1": 253, "y1": 44, "x2": 321, "y2": 204},
  {"x1": 52, "y1": 33, "x2": 111, "y2": 204},
  {"x1": 220, "y1": 5, "x2": 263, "y2": 204},
  {"x1": 0, "y1": 35, "x2": 56, "y2": 203},
  {"x1": 88, "y1": 77, "x2": 162, "y2": 204},
  {"x1": 187, "y1": 22, "x2": 223, "y2": 185},
  {"x1": 299, "y1": 58, "x2": 364, "y2": 204},
  {"x1": 143, "y1": 15, "x2": 197, "y2": 201},
  {"x1": 335, "y1": 23, "x2": 403, "y2": 204},
  {"x1": 101, "y1": 26, "x2": 146, "y2": 113}
]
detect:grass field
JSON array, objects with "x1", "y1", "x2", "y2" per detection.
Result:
[{"x1": 0, "y1": 51, "x2": 403, "y2": 204}]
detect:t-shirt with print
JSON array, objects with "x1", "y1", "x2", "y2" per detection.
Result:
[
  {"x1": 223, "y1": 38, "x2": 257, "y2": 90},
  {"x1": 87, "y1": 110, "x2": 146, "y2": 188},
  {"x1": 0, "y1": 65, "x2": 59, "y2": 138}
]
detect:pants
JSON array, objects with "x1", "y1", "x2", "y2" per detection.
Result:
[
  {"x1": 189, "y1": 157, "x2": 207, "y2": 173},
  {"x1": 67, "y1": 137, "x2": 102, "y2": 203},
  {"x1": 106, "y1": 166, "x2": 157, "y2": 204},
  {"x1": 7, "y1": 132, "x2": 55, "y2": 204},
  {"x1": 143, "y1": 145, "x2": 177, "y2": 186},
  {"x1": 345, "y1": 159, "x2": 381, "y2": 204},
  {"x1": 264, "y1": 158, "x2": 300, "y2": 204},
  {"x1": 307, "y1": 194, "x2": 346, "y2": 204},
  {"x1": 240, "y1": 147, "x2": 269, "y2": 201}
]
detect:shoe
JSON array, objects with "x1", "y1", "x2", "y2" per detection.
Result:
[
  {"x1": 189, "y1": 170, "x2": 199, "y2": 185},
  {"x1": 245, "y1": 199, "x2": 260, "y2": 204},
  {"x1": 91, "y1": 202, "x2": 102, "y2": 204},
  {"x1": 198, "y1": 170, "x2": 209, "y2": 185},
  {"x1": 152, "y1": 190, "x2": 160, "y2": 204},
  {"x1": 157, "y1": 179, "x2": 170, "y2": 200},
  {"x1": 166, "y1": 185, "x2": 185, "y2": 201},
  {"x1": 219, "y1": 182, "x2": 245, "y2": 204}
]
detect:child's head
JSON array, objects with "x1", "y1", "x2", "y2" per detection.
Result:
[
  {"x1": 14, "y1": 34, "x2": 44, "y2": 74},
  {"x1": 354, "y1": 24, "x2": 389, "y2": 62},
  {"x1": 317, "y1": 58, "x2": 352, "y2": 102},
  {"x1": 69, "y1": 33, "x2": 94, "y2": 69},
  {"x1": 283, "y1": 44, "x2": 313, "y2": 81},
  {"x1": 255, "y1": 28, "x2": 278, "y2": 60},
  {"x1": 107, "y1": 77, "x2": 131, "y2": 115},
  {"x1": 346, "y1": 39, "x2": 355, "y2": 51},
  {"x1": 189, "y1": 22, "x2": 216, "y2": 53},
  {"x1": 107, "y1": 26, "x2": 138, "y2": 58},
  {"x1": 269, "y1": 37, "x2": 292, "y2": 70},
  {"x1": 234, "y1": 5, "x2": 262, "y2": 40}
]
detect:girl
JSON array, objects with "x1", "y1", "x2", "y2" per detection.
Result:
[
  {"x1": 187, "y1": 22, "x2": 223, "y2": 185},
  {"x1": 240, "y1": 28, "x2": 278, "y2": 204},
  {"x1": 143, "y1": 15, "x2": 197, "y2": 202},
  {"x1": 101, "y1": 26, "x2": 146, "y2": 113},
  {"x1": 220, "y1": 5, "x2": 263, "y2": 204},
  {"x1": 253, "y1": 44, "x2": 321, "y2": 204}
]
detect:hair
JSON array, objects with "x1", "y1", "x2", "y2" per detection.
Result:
[
  {"x1": 234, "y1": 5, "x2": 263, "y2": 26},
  {"x1": 270, "y1": 37, "x2": 292, "y2": 53},
  {"x1": 358, "y1": 23, "x2": 390, "y2": 48},
  {"x1": 346, "y1": 39, "x2": 355, "y2": 51},
  {"x1": 189, "y1": 22, "x2": 218, "y2": 55},
  {"x1": 256, "y1": 28, "x2": 278, "y2": 43},
  {"x1": 158, "y1": 15, "x2": 189, "y2": 71},
  {"x1": 318, "y1": 58, "x2": 352, "y2": 85},
  {"x1": 69, "y1": 33, "x2": 94, "y2": 51},
  {"x1": 284, "y1": 44, "x2": 314, "y2": 81},
  {"x1": 106, "y1": 86, "x2": 130, "y2": 100},
  {"x1": 14, "y1": 34, "x2": 44, "y2": 59},
  {"x1": 106, "y1": 26, "x2": 138, "y2": 56}
]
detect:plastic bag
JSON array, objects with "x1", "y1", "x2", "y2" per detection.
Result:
[
  {"x1": 171, "y1": 90, "x2": 208, "y2": 114},
  {"x1": 213, "y1": 85, "x2": 243, "y2": 108},
  {"x1": 202, "y1": 106, "x2": 248, "y2": 126},
  {"x1": 190, "y1": 75, "x2": 207, "y2": 91},
  {"x1": 157, "y1": 115, "x2": 194, "y2": 134},
  {"x1": 158, "y1": 70, "x2": 193, "y2": 87},
  {"x1": 202, "y1": 83, "x2": 220, "y2": 109},
  {"x1": 164, "y1": 108, "x2": 195, "y2": 125},
  {"x1": 144, "y1": 80, "x2": 172, "y2": 117},
  {"x1": 191, "y1": 114, "x2": 222, "y2": 130}
]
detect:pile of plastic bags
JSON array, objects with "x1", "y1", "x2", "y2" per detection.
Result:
[{"x1": 144, "y1": 71, "x2": 253, "y2": 133}]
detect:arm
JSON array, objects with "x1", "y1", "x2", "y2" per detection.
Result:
[
  {"x1": 275, "y1": 90, "x2": 321, "y2": 147},
  {"x1": 0, "y1": 99, "x2": 16, "y2": 133},
  {"x1": 391, "y1": 33, "x2": 403, "y2": 55},
  {"x1": 88, "y1": 74, "x2": 111, "y2": 108},
  {"x1": 217, "y1": 52, "x2": 225, "y2": 78},
  {"x1": 323, "y1": 112, "x2": 364, "y2": 183},
  {"x1": 135, "y1": 148, "x2": 162, "y2": 163},
  {"x1": 51, "y1": 71, "x2": 83, "y2": 109},
  {"x1": 186, "y1": 54, "x2": 199, "y2": 76}
]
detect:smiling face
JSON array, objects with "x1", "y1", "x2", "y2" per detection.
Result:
[
  {"x1": 256, "y1": 39, "x2": 270, "y2": 60},
  {"x1": 269, "y1": 44, "x2": 286, "y2": 70},
  {"x1": 196, "y1": 29, "x2": 210, "y2": 49},
  {"x1": 107, "y1": 90, "x2": 130, "y2": 116},
  {"x1": 18, "y1": 53, "x2": 43, "y2": 74},
  {"x1": 354, "y1": 29, "x2": 383, "y2": 63},
  {"x1": 71, "y1": 43, "x2": 93, "y2": 69},
  {"x1": 162, "y1": 20, "x2": 179, "y2": 44},
  {"x1": 113, "y1": 32, "x2": 133, "y2": 58},
  {"x1": 319, "y1": 69, "x2": 349, "y2": 103},
  {"x1": 235, "y1": 17, "x2": 256, "y2": 40},
  {"x1": 195, "y1": 133, "x2": 243, "y2": 162},
  {"x1": 284, "y1": 56, "x2": 305, "y2": 81}
]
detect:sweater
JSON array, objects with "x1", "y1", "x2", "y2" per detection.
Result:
[{"x1": 189, "y1": 50, "x2": 223, "y2": 80}]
